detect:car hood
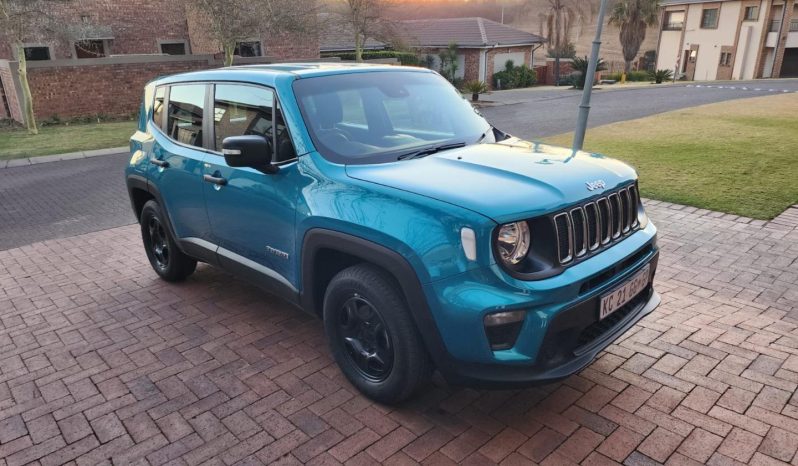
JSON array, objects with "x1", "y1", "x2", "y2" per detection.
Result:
[{"x1": 345, "y1": 139, "x2": 638, "y2": 224}]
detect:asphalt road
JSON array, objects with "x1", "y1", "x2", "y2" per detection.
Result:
[
  {"x1": 1, "y1": 79, "x2": 796, "y2": 250},
  {"x1": 481, "y1": 78, "x2": 798, "y2": 139}
]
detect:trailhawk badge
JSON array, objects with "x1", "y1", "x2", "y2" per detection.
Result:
[{"x1": 585, "y1": 180, "x2": 606, "y2": 191}]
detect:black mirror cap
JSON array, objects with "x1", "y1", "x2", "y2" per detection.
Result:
[{"x1": 222, "y1": 135, "x2": 277, "y2": 173}]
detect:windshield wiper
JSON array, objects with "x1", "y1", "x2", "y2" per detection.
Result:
[{"x1": 397, "y1": 142, "x2": 467, "y2": 161}]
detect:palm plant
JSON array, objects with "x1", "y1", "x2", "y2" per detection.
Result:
[
  {"x1": 537, "y1": 0, "x2": 596, "y2": 85},
  {"x1": 649, "y1": 69, "x2": 673, "y2": 84},
  {"x1": 462, "y1": 80, "x2": 488, "y2": 101},
  {"x1": 609, "y1": 0, "x2": 660, "y2": 74},
  {"x1": 571, "y1": 56, "x2": 607, "y2": 89}
]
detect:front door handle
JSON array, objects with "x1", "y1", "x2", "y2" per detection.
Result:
[
  {"x1": 203, "y1": 174, "x2": 227, "y2": 186},
  {"x1": 150, "y1": 158, "x2": 169, "y2": 168}
]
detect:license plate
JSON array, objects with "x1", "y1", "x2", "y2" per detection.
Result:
[{"x1": 599, "y1": 264, "x2": 650, "y2": 320}]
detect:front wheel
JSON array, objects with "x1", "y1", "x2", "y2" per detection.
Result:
[
  {"x1": 323, "y1": 264, "x2": 432, "y2": 404},
  {"x1": 140, "y1": 200, "x2": 197, "y2": 282}
]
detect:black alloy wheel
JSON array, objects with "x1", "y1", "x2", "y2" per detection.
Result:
[{"x1": 337, "y1": 295, "x2": 394, "y2": 382}]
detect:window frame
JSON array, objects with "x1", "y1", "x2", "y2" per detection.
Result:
[
  {"x1": 74, "y1": 39, "x2": 110, "y2": 59},
  {"x1": 208, "y1": 82, "x2": 297, "y2": 166},
  {"x1": 19, "y1": 44, "x2": 52, "y2": 61},
  {"x1": 234, "y1": 40, "x2": 263, "y2": 58},
  {"x1": 663, "y1": 11, "x2": 685, "y2": 30},
  {"x1": 158, "y1": 40, "x2": 189, "y2": 55},
  {"x1": 743, "y1": 5, "x2": 759, "y2": 21},
  {"x1": 700, "y1": 8, "x2": 719, "y2": 29}
]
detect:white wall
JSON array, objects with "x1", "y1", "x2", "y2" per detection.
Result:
[
  {"x1": 682, "y1": 1, "x2": 740, "y2": 80},
  {"x1": 733, "y1": 1, "x2": 767, "y2": 80},
  {"x1": 657, "y1": 29, "x2": 683, "y2": 72}
]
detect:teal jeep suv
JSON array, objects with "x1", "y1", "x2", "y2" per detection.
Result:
[{"x1": 125, "y1": 63, "x2": 660, "y2": 403}]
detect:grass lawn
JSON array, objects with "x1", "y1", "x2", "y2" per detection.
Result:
[
  {"x1": 545, "y1": 93, "x2": 798, "y2": 220},
  {"x1": 0, "y1": 120, "x2": 137, "y2": 160}
]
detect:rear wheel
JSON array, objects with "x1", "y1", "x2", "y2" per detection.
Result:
[
  {"x1": 140, "y1": 200, "x2": 196, "y2": 282},
  {"x1": 324, "y1": 264, "x2": 432, "y2": 404}
]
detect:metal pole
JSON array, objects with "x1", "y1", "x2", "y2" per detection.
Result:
[{"x1": 573, "y1": 0, "x2": 610, "y2": 151}]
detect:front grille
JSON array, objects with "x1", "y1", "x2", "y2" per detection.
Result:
[{"x1": 553, "y1": 184, "x2": 641, "y2": 265}]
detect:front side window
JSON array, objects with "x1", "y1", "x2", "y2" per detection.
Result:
[
  {"x1": 293, "y1": 71, "x2": 492, "y2": 164},
  {"x1": 744, "y1": 6, "x2": 758, "y2": 21},
  {"x1": 701, "y1": 8, "x2": 719, "y2": 28},
  {"x1": 214, "y1": 84, "x2": 296, "y2": 162},
  {"x1": 167, "y1": 85, "x2": 205, "y2": 148},
  {"x1": 152, "y1": 87, "x2": 166, "y2": 128},
  {"x1": 235, "y1": 41, "x2": 262, "y2": 57}
]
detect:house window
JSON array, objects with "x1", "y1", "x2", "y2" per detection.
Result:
[
  {"x1": 75, "y1": 40, "x2": 106, "y2": 58},
  {"x1": 743, "y1": 6, "x2": 759, "y2": 21},
  {"x1": 719, "y1": 51, "x2": 732, "y2": 67},
  {"x1": 23, "y1": 46, "x2": 50, "y2": 61},
  {"x1": 664, "y1": 11, "x2": 685, "y2": 30},
  {"x1": 160, "y1": 42, "x2": 187, "y2": 55},
  {"x1": 701, "y1": 8, "x2": 719, "y2": 28},
  {"x1": 234, "y1": 41, "x2": 262, "y2": 57}
]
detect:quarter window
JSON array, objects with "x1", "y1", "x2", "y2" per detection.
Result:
[
  {"x1": 701, "y1": 8, "x2": 719, "y2": 28},
  {"x1": 152, "y1": 87, "x2": 166, "y2": 128},
  {"x1": 167, "y1": 85, "x2": 206, "y2": 148}
]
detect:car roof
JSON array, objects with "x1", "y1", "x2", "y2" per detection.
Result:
[{"x1": 151, "y1": 62, "x2": 434, "y2": 87}]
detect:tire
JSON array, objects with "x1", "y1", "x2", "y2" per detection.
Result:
[
  {"x1": 323, "y1": 264, "x2": 432, "y2": 404},
  {"x1": 140, "y1": 200, "x2": 197, "y2": 282}
]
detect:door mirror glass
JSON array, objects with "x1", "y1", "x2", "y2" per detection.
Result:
[{"x1": 222, "y1": 135, "x2": 276, "y2": 173}]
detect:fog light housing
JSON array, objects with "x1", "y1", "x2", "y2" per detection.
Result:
[{"x1": 484, "y1": 310, "x2": 526, "y2": 350}]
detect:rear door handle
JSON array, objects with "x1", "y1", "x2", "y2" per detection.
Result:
[
  {"x1": 150, "y1": 158, "x2": 169, "y2": 168},
  {"x1": 203, "y1": 174, "x2": 227, "y2": 186}
]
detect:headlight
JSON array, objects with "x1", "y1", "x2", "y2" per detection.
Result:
[{"x1": 496, "y1": 221, "x2": 531, "y2": 265}]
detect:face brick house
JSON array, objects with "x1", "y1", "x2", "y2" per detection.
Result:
[{"x1": 0, "y1": 0, "x2": 319, "y2": 123}]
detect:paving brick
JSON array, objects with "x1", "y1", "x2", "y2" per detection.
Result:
[
  {"x1": 677, "y1": 428, "x2": 723, "y2": 463},
  {"x1": 637, "y1": 427, "x2": 684, "y2": 463},
  {"x1": 757, "y1": 427, "x2": 798, "y2": 462},
  {"x1": 717, "y1": 427, "x2": 762, "y2": 463},
  {"x1": 517, "y1": 427, "x2": 566, "y2": 463}
]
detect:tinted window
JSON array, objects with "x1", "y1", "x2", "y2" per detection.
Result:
[
  {"x1": 214, "y1": 85, "x2": 296, "y2": 162},
  {"x1": 701, "y1": 8, "x2": 718, "y2": 28},
  {"x1": 152, "y1": 87, "x2": 166, "y2": 128},
  {"x1": 24, "y1": 47, "x2": 50, "y2": 61},
  {"x1": 235, "y1": 41, "x2": 262, "y2": 57},
  {"x1": 293, "y1": 71, "x2": 491, "y2": 164},
  {"x1": 167, "y1": 85, "x2": 205, "y2": 148}
]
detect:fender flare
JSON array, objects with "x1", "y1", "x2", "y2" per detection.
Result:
[{"x1": 300, "y1": 228, "x2": 451, "y2": 369}]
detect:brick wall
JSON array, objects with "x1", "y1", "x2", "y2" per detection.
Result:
[{"x1": 2, "y1": 55, "x2": 278, "y2": 123}]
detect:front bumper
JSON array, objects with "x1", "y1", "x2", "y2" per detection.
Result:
[{"x1": 421, "y1": 223, "x2": 660, "y2": 387}]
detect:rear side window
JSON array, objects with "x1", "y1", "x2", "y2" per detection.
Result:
[
  {"x1": 213, "y1": 84, "x2": 296, "y2": 162},
  {"x1": 152, "y1": 87, "x2": 165, "y2": 128},
  {"x1": 167, "y1": 84, "x2": 205, "y2": 148}
]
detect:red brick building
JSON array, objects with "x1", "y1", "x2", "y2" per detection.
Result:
[{"x1": 0, "y1": 0, "x2": 319, "y2": 123}]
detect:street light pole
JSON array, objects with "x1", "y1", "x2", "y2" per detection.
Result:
[{"x1": 572, "y1": 0, "x2": 610, "y2": 151}]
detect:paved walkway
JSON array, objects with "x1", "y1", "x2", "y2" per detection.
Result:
[{"x1": 1, "y1": 202, "x2": 798, "y2": 465}]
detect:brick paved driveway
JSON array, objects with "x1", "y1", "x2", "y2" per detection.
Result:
[{"x1": 1, "y1": 201, "x2": 798, "y2": 465}]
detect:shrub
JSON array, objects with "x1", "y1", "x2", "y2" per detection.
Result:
[
  {"x1": 462, "y1": 80, "x2": 488, "y2": 101},
  {"x1": 649, "y1": 69, "x2": 674, "y2": 84},
  {"x1": 492, "y1": 60, "x2": 537, "y2": 90},
  {"x1": 606, "y1": 71, "x2": 649, "y2": 82},
  {"x1": 571, "y1": 56, "x2": 608, "y2": 89}
]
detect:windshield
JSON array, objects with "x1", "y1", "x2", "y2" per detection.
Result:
[{"x1": 293, "y1": 70, "x2": 493, "y2": 164}]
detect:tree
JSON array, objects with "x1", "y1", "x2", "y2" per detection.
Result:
[
  {"x1": 339, "y1": 0, "x2": 392, "y2": 62},
  {"x1": 438, "y1": 42, "x2": 459, "y2": 83},
  {"x1": 0, "y1": 0, "x2": 106, "y2": 134},
  {"x1": 609, "y1": 0, "x2": 660, "y2": 74},
  {"x1": 537, "y1": 0, "x2": 595, "y2": 85},
  {"x1": 192, "y1": 0, "x2": 317, "y2": 67},
  {"x1": 571, "y1": 55, "x2": 607, "y2": 89}
]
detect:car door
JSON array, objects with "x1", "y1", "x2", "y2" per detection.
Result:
[
  {"x1": 148, "y1": 84, "x2": 212, "y2": 242},
  {"x1": 202, "y1": 83, "x2": 300, "y2": 291}
]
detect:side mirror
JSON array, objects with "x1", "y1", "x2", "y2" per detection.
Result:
[{"x1": 222, "y1": 135, "x2": 277, "y2": 174}]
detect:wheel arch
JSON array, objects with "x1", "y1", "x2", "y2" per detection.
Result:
[{"x1": 299, "y1": 229, "x2": 450, "y2": 368}]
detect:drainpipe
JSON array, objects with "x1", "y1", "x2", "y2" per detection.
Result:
[{"x1": 770, "y1": 0, "x2": 788, "y2": 78}]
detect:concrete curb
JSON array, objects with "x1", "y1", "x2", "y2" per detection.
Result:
[{"x1": 2, "y1": 147, "x2": 128, "y2": 169}]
